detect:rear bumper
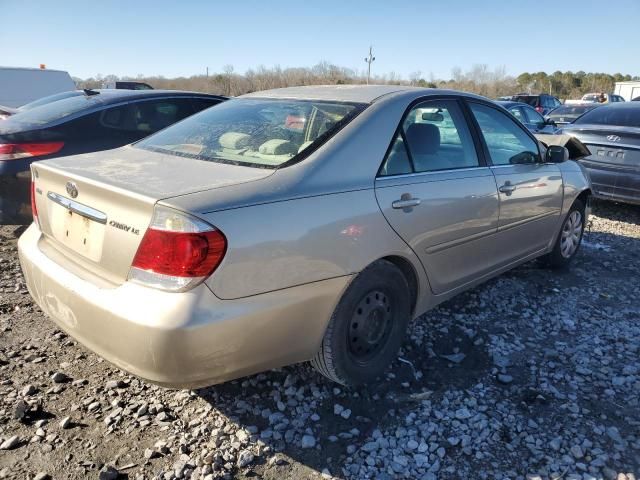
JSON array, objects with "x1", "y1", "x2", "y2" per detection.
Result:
[
  {"x1": 18, "y1": 224, "x2": 350, "y2": 388},
  {"x1": 580, "y1": 160, "x2": 640, "y2": 205}
]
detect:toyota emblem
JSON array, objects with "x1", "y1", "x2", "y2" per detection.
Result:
[
  {"x1": 607, "y1": 135, "x2": 621, "y2": 142},
  {"x1": 66, "y1": 181, "x2": 78, "y2": 198}
]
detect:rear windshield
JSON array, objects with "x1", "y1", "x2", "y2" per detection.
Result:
[
  {"x1": 135, "y1": 98, "x2": 365, "y2": 169},
  {"x1": 574, "y1": 105, "x2": 640, "y2": 127},
  {"x1": 18, "y1": 90, "x2": 84, "y2": 111},
  {"x1": 5, "y1": 94, "x2": 104, "y2": 128},
  {"x1": 548, "y1": 105, "x2": 597, "y2": 117},
  {"x1": 513, "y1": 95, "x2": 538, "y2": 107}
]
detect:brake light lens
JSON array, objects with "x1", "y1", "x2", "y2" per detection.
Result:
[
  {"x1": 128, "y1": 206, "x2": 226, "y2": 292},
  {"x1": 0, "y1": 142, "x2": 64, "y2": 161},
  {"x1": 30, "y1": 181, "x2": 38, "y2": 225},
  {"x1": 535, "y1": 106, "x2": 544, "y2": 113}
]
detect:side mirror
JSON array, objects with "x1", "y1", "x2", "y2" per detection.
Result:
[
  {"x1": 545, "y1": 118, "x2": 557, "y2": 127},
  {"x1": 546, "y1": 145, "x2": 569, "y2": 163}
]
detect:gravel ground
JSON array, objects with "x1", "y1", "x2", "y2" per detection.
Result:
[{"x1": 1, "y1": 200, "x2": 639, "y2": 480}]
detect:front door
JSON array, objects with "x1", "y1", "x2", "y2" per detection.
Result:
[
  {"x1": 467, "y1": 102, "x2": 564, "y2": 261},
  {"x1": 375, "y1": 98, "x2": 500, "y2": 295}
]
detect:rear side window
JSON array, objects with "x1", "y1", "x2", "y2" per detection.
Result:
[
  {"x1": 523, "y1": 106, "x2": 544, "y2": 125},
  {"x1": 379, "y1": 99, "x2": 479, "y2": 175},
  {"x1": 508, "y1": 106, "x2": 526, "y2": 123},
  {"x1": 190, "y1": 97, "x2": 222, "y2": 113},
  {"x1": 469, "y1": 103, "x2": 539, "y2": 166},
  {"x1": 100, "y1": 98, "x2": 194, "y2": 133},
  {"x1": 574, "y1": 105, "x2": 640, "y2": 127}
]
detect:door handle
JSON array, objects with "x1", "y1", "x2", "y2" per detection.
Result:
[
  {"x1": 392, "y1": 197, "x2": 421, "y2": 209},
  {"x1": 499, "y1": 182, "x2": 516, "y2": 195}
]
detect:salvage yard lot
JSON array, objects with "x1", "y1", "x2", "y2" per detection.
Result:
[{"x1": 0, "y1": 200, "x2": 639, "y2": 480}]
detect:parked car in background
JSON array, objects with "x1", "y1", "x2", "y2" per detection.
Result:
[
  {"x1": 0, "y1": 89, "x2": 226, "y2": 223},
  {"x1": 581, "y1": 93, "x2": 625, "y2": 104},
  {"x1": 0, "y1": 67, "x2": 76, "y2": 108},
  {"x1": 545, "y1": 104, "x2": 602, "y2": 126},
  {"x1": 18, "y1": 85, "x2": 591, "y2": 389},
  {"x1": 103, "y1": 81, "x2": 153, "y2": 90},
  {"x1": 512, "y1": 94, "x2": 562, "y2": 115},
  {"x1": 562, "y1": 102, "x2": 640, "y2": 205},
  {"x1": 0, "y1": 90, "x2": 85, "y2": 119},
  {"x1": 496, "y1": 101, "x2": 558, "y2": 133}
]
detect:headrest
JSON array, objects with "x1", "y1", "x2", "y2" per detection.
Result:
[
  {"x1": 219, "y1": 132, "x2": 251, "y2": 150},
  {"x1": 405, "y1": 123, "x2": 440, "y2": 155},
  {"x1": 258, "y1": 139, "x2": 297, "y2": 155}
]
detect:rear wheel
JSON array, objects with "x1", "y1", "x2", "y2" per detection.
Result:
[
  {"x1": 311, "y1": 260, "x2": 411, "y2": 386},
  {"x1": 542, "y1": 199, "x2": 585, "y2": 269}
]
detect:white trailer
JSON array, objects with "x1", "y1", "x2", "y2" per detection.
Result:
[
  {"x1": 614, "y1": 81, "x2": 640, "y2": 102},
  {"x1": 0, "y1": 66, "x2": 75, "y2": 108}
]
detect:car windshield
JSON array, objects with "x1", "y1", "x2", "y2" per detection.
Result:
[
  {"x1": 513, "y1": 96, "x2": 537, "y2": 107},
  {"x1": 17, "y1": 90, "x2": 84, "y2": 111},
  {"x1": 5, "y1": 94, "x2": 105, "y2": 128},
  {"x1": 574, "y1": 106, "x2": 640, "y2": 127},
  {"x1": 136, "y1": 98, "x2": 364, "y2": 168}
]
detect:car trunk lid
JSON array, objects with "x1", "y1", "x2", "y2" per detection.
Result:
[
  {"x1": 563, "y1": 124, "x2": 640, "y2": 168},
  {"x1": 32, "y1": 146, "x2": 274, "y2": 285}
]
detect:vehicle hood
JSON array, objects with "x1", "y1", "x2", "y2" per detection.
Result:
[
  {"x1": 534, "y1": 133, "x2": 592, "y2": 160},
  {"x1": 40, "y1": 145, "x2": 276, "y2": 200}
]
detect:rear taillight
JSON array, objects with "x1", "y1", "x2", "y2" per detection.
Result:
[
  {"x1": 30, "y1": 181, "x2": 38, "y2": 225},
  {"x1": 128, "y1": 206, "x2": 226, "y2": 292},
  {"x1": 535, "y1": 106, "x2": 544, "y2": 113},
  {"x1": 0, "y1": 142, "x2": 64, "y2": 161}
]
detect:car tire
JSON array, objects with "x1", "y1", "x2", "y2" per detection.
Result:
[
  {"x1": 542, "y1": 199, "x2": 585, "y2": 269},
  {"x1": 310, "y1": 259, "x2": 411, "y2": 386}
]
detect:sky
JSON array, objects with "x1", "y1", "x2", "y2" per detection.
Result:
[{"x1": 1, "y1": 0, "x2": 638, "y2": 80}]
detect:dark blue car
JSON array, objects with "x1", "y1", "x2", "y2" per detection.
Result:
[{"x1": 0, "y1": 89, "x2": 226, "y2": 223}]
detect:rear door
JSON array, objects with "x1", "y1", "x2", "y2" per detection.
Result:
[
  {"x1": 375, "y1": 98, "x2": 501, "y2": 294},
  {"x1": 467, "y1": 101, "x2": 563, "y2": 261}
]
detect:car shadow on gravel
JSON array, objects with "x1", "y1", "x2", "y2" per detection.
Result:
[{"x1": 194, "y1": 302, "x2": 496, "y2": 477}]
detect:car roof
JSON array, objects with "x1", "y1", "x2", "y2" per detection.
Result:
[
  {"x1": 86, "y1": 89, "x2": 227, "y2": 104},
  {"x1": 240, "y1": 85, "x2": 441, "y2": 104}
]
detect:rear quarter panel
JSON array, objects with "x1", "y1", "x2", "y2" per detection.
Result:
[{"x1": 194, "y1": 189, "x2": 428, "y2": 305}]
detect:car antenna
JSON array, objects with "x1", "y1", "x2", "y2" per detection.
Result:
[{"x1": 83, "y1": 89, "x2": 100, "y2": 96}]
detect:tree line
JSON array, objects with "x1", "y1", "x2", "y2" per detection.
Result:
[{"x1": 74, "y1": 63, "x2": 639, "y2": 100}]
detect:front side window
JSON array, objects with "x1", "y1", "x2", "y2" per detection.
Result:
[
  {"x1": 379, "y1": 99, "x2": 479, "y2": 175},
  {"x1": 469, "y1": 103, "x2": 540, "y2": 166},
  {"x1": 136, "y1": 98, "x2": 363, "y2": 168}
]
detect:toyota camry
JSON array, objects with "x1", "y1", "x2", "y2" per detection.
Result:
[{"x1": 18, "y1": 85, "x2": 592, "y2": 388}]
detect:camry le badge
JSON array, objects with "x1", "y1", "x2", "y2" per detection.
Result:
[
  {"x1": 607, "y1": 135, "x2": 621, "y2": 142},
  {"x1": 66, "y1": 181, "x2": 78, "y2": 198}
]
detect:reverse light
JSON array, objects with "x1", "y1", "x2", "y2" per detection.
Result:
[
  {"x1": 0, "y1": 142, "x2": 64, "y2": 161},
  {"x1": 128, "y1": 206, "x2": 226, "y2": 292}
]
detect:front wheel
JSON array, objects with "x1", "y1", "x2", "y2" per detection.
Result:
[
  {"x1": 310, "y1": 260, "x2": 411, "y2": 386},
  {"x1": 541, "y1": 199, "x2": 585, "y2": 269}
]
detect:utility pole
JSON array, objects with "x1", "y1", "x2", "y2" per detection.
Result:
[
  {"x1": 364, "y1": 46, "x2": 375, "y2": 85},
  {"x1": 206, "y1": 67, "x2": 209, "y2": 78}
]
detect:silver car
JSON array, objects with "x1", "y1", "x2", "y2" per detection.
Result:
[{"x1": 18, "y1": 86, "x2": 592, "y2": 388}]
